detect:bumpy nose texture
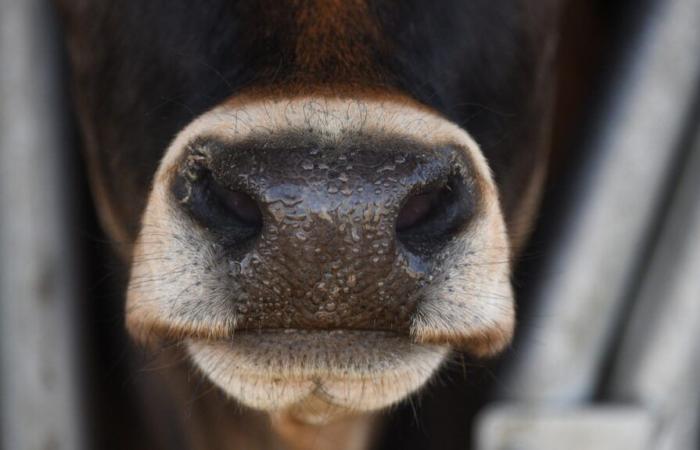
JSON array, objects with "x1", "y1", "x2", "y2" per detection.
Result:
[{"x1": 173, "y1": 134, "x2": 477, "y2": 331}]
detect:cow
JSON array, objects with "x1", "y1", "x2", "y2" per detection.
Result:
[{"x1": 54, "y1": 1, "x2": 563, "y2": 449}]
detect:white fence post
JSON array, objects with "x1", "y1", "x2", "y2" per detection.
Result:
[
  {"x1": 498, "y1": 0, "x2": 700, "y2": 405},
  {"x1": 0, "y1": 1, "x2": 86, "y2": 449},
  {"x1": 477, "y1": 0, "x2": 700, "y2": 447},
  {"x1": 608, "y1": 112, "x2": 700, "y2": 450}
]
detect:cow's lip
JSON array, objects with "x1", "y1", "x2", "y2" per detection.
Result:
[
  {"x1": 184, "y1": 328, "x2": 450, "y2": 420},
  {"x1": 185, "y1": 328, "x2": 449, "y2": 381}
]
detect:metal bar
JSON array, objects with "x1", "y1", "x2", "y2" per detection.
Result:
[
  {"x1": 497, "y1": 0, "x2": 700, "y2": 404},
  {"x1": 0, "y1": 1, "x2": 86, "y2": 449},
  {"x1": 607, "y1": 117, "x2": 700, "y2": 450}
]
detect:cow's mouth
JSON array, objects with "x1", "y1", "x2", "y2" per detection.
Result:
[
  {"x1": 186, "y1": 329, "x2": 449, "y2": 424},
  {"x1": 127, "y1": 97, "x2": 516, "y2": 424}
]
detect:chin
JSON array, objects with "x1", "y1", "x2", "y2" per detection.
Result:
[{"x1": 186, "y1": 330, "x2": 449, "y2": 424}]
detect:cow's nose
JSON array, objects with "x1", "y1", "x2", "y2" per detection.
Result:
[{"x1": 172, "y1": 136, "x2": 478, "y2": 331}]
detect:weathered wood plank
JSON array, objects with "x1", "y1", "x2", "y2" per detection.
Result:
[
  {"x1": 499, "y1": 0, "x2": 700, "y2": 404},
  {"x1": 0, "y1": 1, "x2": 86, "y2": 449}
]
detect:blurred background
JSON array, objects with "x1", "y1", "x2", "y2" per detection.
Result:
[{"x1": 1, "y1": 0, "x2": 699, "y2": 449}]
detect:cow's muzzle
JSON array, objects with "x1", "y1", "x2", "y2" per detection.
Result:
[
  {"x1": 170, "y1": 135, "x2": 480, "y2": 332},
  {"x1": 126, "y1": 95, "x2": 514, "y2": 421}
]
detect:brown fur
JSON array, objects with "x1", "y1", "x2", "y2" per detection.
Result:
[{"x1": 292, "y1": 0, "x2": 382, "y2": 83}]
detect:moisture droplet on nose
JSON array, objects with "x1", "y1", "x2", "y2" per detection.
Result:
[
  {"x1": 301, "y1": 161, "x2": 314, "y2": 170},
  {"x1": 229, "y1": 262, "x2": 242, "y2": 276}
]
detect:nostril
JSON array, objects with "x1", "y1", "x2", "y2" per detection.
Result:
[
  {"x1": 396, "y1": 173, "x2": 475, "y2": 254},
  {"x1": 209, "y1": 182, "x2": 262, "y2": 227},
  {"x1": 172, "y1": 169, "x2": 263, "y2": 245},
  {"x1": 396, "y1": 190, "x2": 441, "y2": 232}
]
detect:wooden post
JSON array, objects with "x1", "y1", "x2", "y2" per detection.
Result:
[{"x1": 0, "y1": 1, "x2": 86, "y2": 449}]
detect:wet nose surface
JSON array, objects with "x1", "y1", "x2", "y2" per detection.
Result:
[{"x1": 172, "y1": 134, "x2": 477, "y2": 331}]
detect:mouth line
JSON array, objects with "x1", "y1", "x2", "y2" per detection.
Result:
[
  {"x1": 185, "y1": 328, "x2": 419, "y2": 354},
  {"x1": 186, "y1": 331, "x2": 450, "y2": 382},
  {"x1": 179, "y1": 327, "x2": 413, "y2": 345},
  {"x1": 230, "y1": 328, "x2": 407, "y2": 337}
]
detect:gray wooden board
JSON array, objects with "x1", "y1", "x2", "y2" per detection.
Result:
[
  {"x1": 499, "y1": 0, "x2": 700, "y2": 404},
  {"x1": 475, "y1": 405, "x2": 655, "y2": 450},
  {"x1": 0, "y1": 1, "x2": 86, "y2": 449}
]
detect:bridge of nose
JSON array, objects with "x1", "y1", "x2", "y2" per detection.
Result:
[{"x1": 205, "y1": 137, "x2": 452, "y2": 331}]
